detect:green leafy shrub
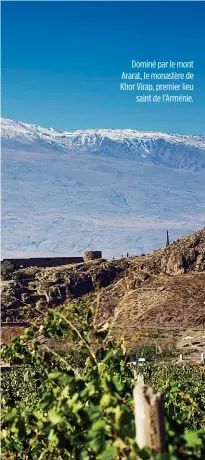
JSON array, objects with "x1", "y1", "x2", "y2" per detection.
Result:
[
  {"x1": 1, "y1": 260, "x2": 15, "y2": 280},
  {"x1": 12, "y1": 268, "x2": 30, "y2": 280},
  {"x1": 129, "y1": 345, "x2": 156, "y2": 362},
  {"x1": 1, "y1": 301, "x2": 205, "y2": 459},
  {"x1": 148, "y1": 363, "x2": 205, "y2": 430}
]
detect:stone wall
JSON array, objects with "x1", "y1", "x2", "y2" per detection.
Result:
[
  {"x1": 2, "y1": 251, "x2": 103, "y2": 270},
  {"x1": 2, "y1": 257, "x2": 84, "y2": 270}
]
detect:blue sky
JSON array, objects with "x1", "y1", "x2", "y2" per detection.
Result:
[{"x1": 2, "y1": 1, "x2": 205, "y2": 134}]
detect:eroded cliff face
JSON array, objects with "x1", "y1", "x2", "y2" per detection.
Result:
[{"x1": 1, "y1": 229, "x2": 205, "y2": 346}]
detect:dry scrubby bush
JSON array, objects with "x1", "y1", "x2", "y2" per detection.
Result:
[
  {"x1": 1, "y1": 301, "x2": 205, "y2": 459},
  {"x1": 1, "y1": 260, "x2": 15, "y2": 280}
]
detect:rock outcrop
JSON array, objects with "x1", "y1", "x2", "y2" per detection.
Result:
[{"x1": 1, "y1": 229, "x2": 205, "y2": 348}]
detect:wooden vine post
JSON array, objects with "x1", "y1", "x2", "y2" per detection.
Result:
[{"x1": 133, "y1": 375, "x2": 166, "y2": 454}]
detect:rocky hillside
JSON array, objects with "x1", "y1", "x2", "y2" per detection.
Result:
[{"x1": 1, "y1": 228, "x2": 205, "y2": 348}]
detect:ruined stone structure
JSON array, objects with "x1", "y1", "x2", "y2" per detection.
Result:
[
  {"x1": 83, "y1": 251, "x2": 102, "y2": 262},
  {"x1": 2, "y1": 252, "x2": 103, "y2": 271}
]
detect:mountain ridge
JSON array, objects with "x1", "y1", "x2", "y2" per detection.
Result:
[
  {"x1": 1, "y1": 117, "x2": 205, "y2": 258},
  {"x1": 2, "y1": 116, "x2": 205, "y2": 139},
  {"x1": 2, "y1": 117, "x2": 205, "y2": 171}
]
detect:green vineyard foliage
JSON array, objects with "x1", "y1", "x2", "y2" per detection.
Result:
[{"x1": 1, "y1": 302, "x2": 205, "y2": 459}]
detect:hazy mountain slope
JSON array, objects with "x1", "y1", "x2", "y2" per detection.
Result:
[{"x1": 1, "y1": 118, "x2": 205, "y2": 258}]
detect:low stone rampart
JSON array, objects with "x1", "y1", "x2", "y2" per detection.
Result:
[
  {"x1": 2, "y1": 257, "x2": 83, "y2": 270},
  {"x1": 2, "y1": 251, "x2": 103, "y2": 270}
]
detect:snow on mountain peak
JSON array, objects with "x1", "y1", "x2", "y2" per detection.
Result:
[
  {"x1": 1, "y1": 117, "x2": 205, "y2": 258},
  {"x1": 1, "y1": 117, "x2": 205, "y2": 171}
]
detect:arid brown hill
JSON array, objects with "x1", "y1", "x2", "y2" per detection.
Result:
[{"x1": 1, "y1": 228, "x2": 205, "y2": 348}]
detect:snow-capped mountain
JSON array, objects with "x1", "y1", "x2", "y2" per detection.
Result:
[
  {"x1": 1, "y1": 117, "x2": 205, "y2": 258},
  {"x1": 2, "y1": 117, "x2": 205, "y2": 171}
]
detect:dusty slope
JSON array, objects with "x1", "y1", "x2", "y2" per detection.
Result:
[{"x1": 1, "y1": 228, "x2": 205, "y2": 347}]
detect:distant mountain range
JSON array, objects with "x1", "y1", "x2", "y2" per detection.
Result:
[
  {"x1": 1, "y1": 117, "x2": 205, "y2": 258},
  {"x1": 2, "y1": 117, "x2": 205, "y2": 170}
]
